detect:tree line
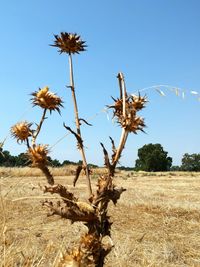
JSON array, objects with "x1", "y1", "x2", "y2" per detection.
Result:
[
  {"x1": 0, "y1": 148, "x2": 97, "y2": 168},
  {"x1": 0, "y1": 144, "x2": 199, "y2": 171}
]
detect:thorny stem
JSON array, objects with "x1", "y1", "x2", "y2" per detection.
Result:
[
  {"x1": 113, "y1": 128, "x2": 128, "y2": 167},
  {"x1": 95, "y1": 73, "x2": 129, "y2": 266},
  {"x1": 113, "y1": 72, "x2": 129, "y2": 166},
  {"x1": 32, "y1": 108, "x2": 47, "y2": 147},
  {"x1": 68, "y1": 53, "x2": 92, "y2": 197}
]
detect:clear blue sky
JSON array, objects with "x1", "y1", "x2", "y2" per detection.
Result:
[{"x1": 0, "y1": 0, "x2": 200, "y2": 167}]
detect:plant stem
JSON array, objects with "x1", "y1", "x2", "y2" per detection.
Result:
[
  {"x1": 32, "y1": 108, "x2": 47, "y2": 146},
  {"x1": 113, "y1": 72, "x2": 129, "y2": 167},
  {"x1": 113, "y1": 128, "x2": 128, "y2": 167},
  {"x1": 68, "y1": 53, "x2": 92, "y2": 196}
]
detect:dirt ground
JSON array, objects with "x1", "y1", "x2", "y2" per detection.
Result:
[{"x1": 1, "y1": 169, "x2": 200, "y2": 266}]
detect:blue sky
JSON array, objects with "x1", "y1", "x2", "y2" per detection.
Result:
[{"x1": 0, "y1": 0, "x2": 200, "y2": 167}]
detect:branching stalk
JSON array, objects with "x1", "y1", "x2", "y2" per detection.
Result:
[
  {"x1": 32, "y1": 108, "x2": 47, "y2": 146},
  {"x1": 68, "y1": 53, "x2": 92, "y2": 196}
]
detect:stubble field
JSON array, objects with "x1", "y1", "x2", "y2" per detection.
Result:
[{"x1": 0, "y1": 167, "x2": 200, "y2": 266}]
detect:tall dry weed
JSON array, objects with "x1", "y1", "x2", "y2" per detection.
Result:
[{"x1": 11, "y1": 32, "x2": 146, "y2": 266}]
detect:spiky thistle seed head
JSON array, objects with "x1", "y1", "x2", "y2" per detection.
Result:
[
  {"x1": 31, "y1": 86, "x2": 63, "y2": 113},
  {"x1": 107, "y1": 97, "x2": 123, "y2": 119},
  {"x1": 27, "y1": 144, "x2": 49, "y2": 166},
  {"x1": 125, "y1": 116, "x2": 145, "y2": 133},
  {"x1": 51, "y1": 32, "x2": 87, "y2": 54},
  {"x1": 108, "y1": 94, "x2": 146, "y2": 133},
  {"x1": 11, "y1": 121, "x2": 32, "y2": 143},
  {"x1": 131, "y1": 94, "x2": 147, "y2": 111},
  {"x1": 57, "y1": 235, "x2": 101, "y2": 266}
]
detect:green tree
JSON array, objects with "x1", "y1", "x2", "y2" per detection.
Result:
[
  {"x1": 47, "y1": 156, "x2": 61, "y2": 167},
  {"x1": 170, "y1": 165, "x2": 181, "y2": 171},
  {"x1": 135, "y1": 143, "x2": 172, "y2": 171},
  {"x1": 14, "y1": 153, "x2": 29, "y2": 167},
  {"x1": 0, "y1": 150, "x2": 16, "y2": 167},
  {"x1": 62, "y1": 159, "x2": 78, "y2": 166},
  {"x1": 181, "y1": 153, "x2": 200, "y2": 171}
]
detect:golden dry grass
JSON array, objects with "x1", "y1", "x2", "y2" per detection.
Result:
[
  {"x1": 0, "y1": 166, "x2": 108, "y2": 178},
  {"x1": 1, "y1": 168, "x2": 200, "y2": 266}
]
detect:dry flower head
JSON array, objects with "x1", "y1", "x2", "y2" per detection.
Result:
[
  {"x1": 31, "y1": 86, "x2": 63, "y2": 113},
  {"x1": 109, "y1": 94, "x2": 147, "y2": 133},
  {"x1": 131, "y1": 94, "x2": 147, "y2": 111},
  {"x1": 27, "y1": 144, "x2": 49, "y2": 166},
  {"x1": 51, "y1": 32, "x2": 87, "y2": 54},
  {"x1": 124, "y1": 115, "x2": 145, "y2": 133},
  {"x1": 11, "y1": 121, "x2": 32, "y2": 142}
]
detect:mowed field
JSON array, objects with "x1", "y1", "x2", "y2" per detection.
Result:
[{"x1": 1, "y1": 167, "x2": 200, "y2": 267}]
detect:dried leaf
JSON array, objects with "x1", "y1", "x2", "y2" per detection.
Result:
[
  {"x1": 76, "y1": 201, "x2": 95, "y2": 214},
  {"x1": 63, "y1": 124, "x2": 83, "y2": 149},
  {"x1": 79, "y1": 118, "x2": 92, "y2": 126},
  {"x1": 73, "y1": 165, "x2": 83, "y2": 187}
]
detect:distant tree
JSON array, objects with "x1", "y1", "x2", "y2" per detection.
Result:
[
  {"x1": 181, "y1": 153, "x2": 200, "y2": 171},
  {"x1": 14, "y1": 153, "x2": 29, "y2": 167},
  {"x1": 170, "y1": 165, "x2": 181, "y2": 171},
  {"x1": 0, "y1": 149, "x2": 63, "y2": 167},
  {"x1": 62, "y1": 159, "x2": 78, "y2": 166},
  {"x1": 135, "y1": 143, "x2": 172, "y2": 172},
  {"x1": 47, "y1": 156, "x2": 61, "y2": 167},
  {"x1": 88, "y1": 163, "x2": 98, "y2": 168},
  {"x1": 1, "y1": 150, "x2": 19, "y2": 166}
]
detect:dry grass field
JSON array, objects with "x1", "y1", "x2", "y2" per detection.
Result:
[{"x1": 1, "y1": 167, "x2": 200, "y2": 266}]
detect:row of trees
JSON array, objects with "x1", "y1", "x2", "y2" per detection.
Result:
[
  {"x1": 0, "y1": 148, "x2": 99, "y2": 168},
  {"x1": 0, "y1": 144, "x2": 199, "y2": 171},
  {"x1": 0, "y1": 148, "x2": 84, "y2": 167}
]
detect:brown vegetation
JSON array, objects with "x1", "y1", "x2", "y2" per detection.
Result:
[
  {"x1": 1, "y1": 169, "x2": 200, "y2": 266},
  {"x1": 10, "y1": 30, "x2": 149, "y2": 266}
]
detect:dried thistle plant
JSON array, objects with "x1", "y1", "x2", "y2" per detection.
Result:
[
  {"x1": 12, "y1": 33, "x2": 146, "y2": 266},
  {"x1": 11, "y1": 86, "x2": 63, "y2": 185}
]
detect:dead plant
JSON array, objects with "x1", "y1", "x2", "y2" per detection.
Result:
[{"x1": 11, "y1": 32, "x2": 146, "y2": 267}]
